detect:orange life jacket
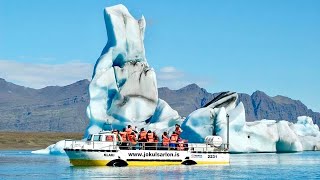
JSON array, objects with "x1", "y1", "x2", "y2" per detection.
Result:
[
  {"x1": 106, "y1": 135, "x2": 113, "y2": 142},
  {"x1": 170, "y1": 134, "x2": 178, "y2": 143},
  {"x1": 139, "y1": 131, "x2": 147, "y2": 140},
  {"x1": 162, "y1": 135, "x2": 170, "y2": 146},
  {"x1": 119, "y1": 132, "x2": 127, "y2": 142},
  {"x1": 147, "y1": 132, "x2": 154, "y2": 142},
  {"x1": 128, "y1": 134, "x2": 137, "y2": 145}
]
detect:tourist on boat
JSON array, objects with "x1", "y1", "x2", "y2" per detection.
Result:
[
  {"x1": 177, "y1": 137, "x2": 185, "y2": 151},
  {"x1": 162, "y1": 132, "x2": 170, "y2": 149},
  {"x1": 138, "y1": 128, "x2": 147, "y2": 150},
  {"x1": 153, "y1": 132, "x2": 158, "y2": 142},
  {"x1": 112, "y1": 129, "x2": 122, "y2": 144},
  {"x1": 120, "y1": 128, "x2": 128, "y2": 142},
  {"x1": 126, "y1": 125, "x2": 133, "y2": 135},
  {"x1": 128, "y1": 132, "x2": 137, "y2": 150},
  {"x1": 133, "y1": 126, "x2": 138, "y2": 134},
  {"x1": 119, "y1": 128, "x2": 128, "y2": 149},
  {"x1": 175, "y1": 124, "x2": 183, "y2": 136},
  {"x1": 146, "y1": 130, "x2": 155, "y2": 150},
  {"x1": 138, "y1": 128, "x2": 147, "y2": 142},
  {"x1": 170, "y1": 132, "x2": 179, "y2": 150},
  {"x1": 147, "y1": 130, "x2": 154, "y2": 142}
]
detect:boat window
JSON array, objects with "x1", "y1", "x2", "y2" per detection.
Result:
[
  {"x1": 93, "y1": 135, "x2": 101, "y2": 141},
  {"x1": 87, "y1": 134, "x2": 93, "y2": 141}
]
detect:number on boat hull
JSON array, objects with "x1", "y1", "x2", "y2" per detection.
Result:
[{"x1": 208, "y1": 154, "x2": 217, "y2": 158}]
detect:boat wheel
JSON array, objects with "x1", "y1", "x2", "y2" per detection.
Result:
[
  {"x1": 182, "y1": 160, "x2": 197, "y2": 165},
  {"x1": 107, "y1": 159, "x2": 128, "y2": 167}
]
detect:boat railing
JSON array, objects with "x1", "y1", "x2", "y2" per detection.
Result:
[
  {"x1": 64, "y1": 140, "x2": 119, "y2": 151},
  {"x1": 188, "y1": 143, "x2": 228, "y2": 152},
  {"x1": 64, "y1": 140, "x2": 228, "y2": 152}
]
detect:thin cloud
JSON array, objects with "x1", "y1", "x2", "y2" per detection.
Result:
[
  {"x1": 0, "y1": 60, "x2": 93, "y2": 89},
  {"x1": 156, "y1": 66, "x2": 212, "y2": 89},
  {"x1": 159, "y1": 66, "x2": 178, "y2": 73},
  {"x1": 157, "y1": 66, "x2": 184, "y2": 80},
  {"x1": 0, "y1": 60, "x2": 211, "y2": 90}
]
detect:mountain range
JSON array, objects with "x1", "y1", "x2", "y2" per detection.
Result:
[{"x1": 0, "y1": 78, "x2": 319, "y2": 132}]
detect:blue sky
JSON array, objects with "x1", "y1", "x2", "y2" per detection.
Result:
[{"x1": 0, "y1": 0, "x2": 319, "y2": 112}]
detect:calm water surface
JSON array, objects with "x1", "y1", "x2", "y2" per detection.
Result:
[{"x1": 0, "y1": 151, "x2": 320, "y2": 179}]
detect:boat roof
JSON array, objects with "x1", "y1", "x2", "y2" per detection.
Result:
[{"x1": 97, "y1": 131, "x2": 113, "y2": 134}]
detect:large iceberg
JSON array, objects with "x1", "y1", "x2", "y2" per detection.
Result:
[
  {"x1": 85, "y1": 4, "x2": 180, "y2": 136},
  {"x1": 33, "y1": 4, "x2": 320, "y2": 155}
]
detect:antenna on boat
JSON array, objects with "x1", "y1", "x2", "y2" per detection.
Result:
[{"x1": 226, "y1": 114, "x2": 230, "y2": 150}]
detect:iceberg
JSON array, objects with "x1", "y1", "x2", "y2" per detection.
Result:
[
  {"x1": 33, "y1": 4, "x2": 320, "y2": 155},
  {"x1": 31, "y1": 140, "x2": 69, "y2": 155},
  {"x1": 182, "y1": 100, "x2": 320, "y2": 153},
  {"x1": 85, "y1": 4, "x2": 179, "y2": 137}
]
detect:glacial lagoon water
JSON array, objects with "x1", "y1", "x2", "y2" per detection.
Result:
[{"x1": 0, "y1": 151, "x2": 320, "y2": 179}]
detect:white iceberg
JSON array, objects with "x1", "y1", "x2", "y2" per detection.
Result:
[
  {"x1": 85, "y1": 4, "x2": 179, "y2": 137},
  {"x1": 31, "y1": 140, "x2": 69, "y2": 155},
  {"x1": 182, "y1": 101, "x2": 320, "y2": 153}
]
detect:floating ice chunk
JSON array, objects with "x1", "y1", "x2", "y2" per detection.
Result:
[{"x1": 31, "y1": 140, "x2": 70, "y2": 155}]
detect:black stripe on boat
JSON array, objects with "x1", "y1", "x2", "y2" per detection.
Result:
[
  {"x1": 190, "y1": 151, "x2": 229, "y2": 154},
  {"x1": 126, "y1": 159, "x2": 182, "y2": 162}
]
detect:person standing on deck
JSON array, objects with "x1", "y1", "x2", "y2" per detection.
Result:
[
  {"x1": 112, "y1": 129, "x2": 122, "y2": 145},
  {"x1": 147, "y1": 130, "x2": 155, "y2": 150},
  {"x1": 133, "y1": 126, "x2": 138, "y2": 134},
  {"x1": 138, "y1": 128, "x2": 147, "y2": 149},
  {"x1": 128, "y1": 132, "x2": 137, "y2": 150},
  {"x1": 119, "y1": 128, "x2": 128, "y2": 149},
  {"x1": 170, "y1": 132, "x2": 178, "y2": 150},
  {"x1": 138, "y1": 128, "x2": 147, "y2": 142},
  {"x1": 126, "y1": 125, "x2": 133, "y2": 135},
  {"x1": 175, "y1": 124, "x2": 183, "y2": 137},
  {"x1": 162, "y1": 132, "x2": 170, "y2": 149}
]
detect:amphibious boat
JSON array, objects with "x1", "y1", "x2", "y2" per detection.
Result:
[{"x1": 64, "y1": 131, "x2": 230, "y2": 166}]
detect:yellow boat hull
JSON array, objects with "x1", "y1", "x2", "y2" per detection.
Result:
[{"x1": 69, "y1": 159, "x2": 229, "y2": 166}]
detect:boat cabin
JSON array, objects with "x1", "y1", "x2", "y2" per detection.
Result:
[{"x1": 86, "y1": 131, "x2": 117, "y2": 143}]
